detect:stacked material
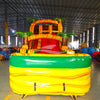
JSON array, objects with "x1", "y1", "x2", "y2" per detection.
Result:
[
  {"x1": 9, "y1": 54, "x2": 91, "y2": 96},
  {"x1": 82, "y1": 47, "x2": 97, "y2": 58},
  {"x1": 82, "y1": 43, "x2": 88, "y2": 48},
  {"x1": 0, "y1": 54, "x2": 5, "y2": 61}
]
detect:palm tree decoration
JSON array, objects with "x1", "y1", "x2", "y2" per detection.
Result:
[
  {"x1": 27, "y1": 18, "x2": 39, "y2": 22},
  {"x1": 54, "y1": 18, "x2": 66, "y2": 23},
  {"x1": 57, "y1": 32, "x2": 75, "y2": 46},
  {"x1": 15, "y1": 31, "x2": 33, "y2": 45}
]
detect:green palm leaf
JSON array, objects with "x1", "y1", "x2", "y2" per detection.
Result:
[
  {"x1": 56, "y1": 32, "x2": 63, "y2": 36},
  {"x1": 54, "y1": 18, "x2": 66, "y2": 22},
  {"x1": 67, "y1": 33, "x2": 75, "y2": 37},
  {"x1": 61, "y1": 18, "x2": 66, "y2": 22},
  {"x1": 54, "y1": 18, "x2": 60, "y2": 21},
  {"x1": 24, "y1": 31, "x2": 33, "y2": 37},
  {"x1": 27, "y1": 18, "x2": 39, "y2": 22},
  {"x1": 15, "y1": 32, "x2": 24, "y2": 37},
  {"x1": 15, "y1": 31, "x2": 33, "y2": 37},
  {"x1": 57, "y1": 32, "x2": 75, "y2": 38},
  {"x1": 27, "y1": 18, "x2": 33, "y2": 22}
]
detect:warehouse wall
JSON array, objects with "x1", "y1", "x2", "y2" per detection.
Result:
[
  {"x1": 95, "y1": 24, "x2": 100, "y2": 47},
  {"x1": 79, "y1": 24, "x2": 100, "y2": 48}
]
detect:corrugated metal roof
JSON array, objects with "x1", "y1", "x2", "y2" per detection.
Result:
[{"x1": 0, "y1": 0, "x2": 100, "y2": 35}]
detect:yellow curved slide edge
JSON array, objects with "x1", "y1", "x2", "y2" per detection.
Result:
[
  {"x1": 11, "y1": 53, "x2": 90, "y2": 57},
  {"x1": 28, "y1": 34, "x2": 62, "y2": 42}
]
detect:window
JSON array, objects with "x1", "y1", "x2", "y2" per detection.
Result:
[
  {"x1": 34, "y1": 25, "x2": 39, "y2": 34},
  {"x1": 1, "y1": 36, "x2": 4, "y2": 44},
  {"x1": 80, "y1": 34, "x2": 82, "y2": 44},
  {"x1": 43, "y1": 25, "x2": 48, "y2": 30},
  {"x1": 87, "y1": 30, "x2": 89, "y2": 46},
  {"x1": 72, "y1": 35, "x2": 74, "y2": 42},
  {"x1": 8, "y1": 35, "x2": 11, "y2": 46},
  {"x1": 92, "y1": 27, "x2": 95, "y2": 43},
  {"x1": 83, "y1": 32, "x2": 85, "y2": 42},
  {"x1": 42, "y1": 25, "x2": 49, "y2": 34},
  {"x1": 52, "y1": 25, "x2": 58, "y2": 31},
  {"x1": 16, "y1": 37, "x2": 18, "y2": 46}
]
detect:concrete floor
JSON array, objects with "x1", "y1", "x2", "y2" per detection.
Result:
[{"x1": 0, "y1": 60, "x2": 100, "y2": 100}]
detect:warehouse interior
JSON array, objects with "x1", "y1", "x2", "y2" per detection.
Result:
[{"x1": 0, "y1": 0, "x2": 100, "y2": 100}]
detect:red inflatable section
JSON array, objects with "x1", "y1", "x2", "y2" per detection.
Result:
[
  {"x1": 93, "y1": 51, "x2": 100, "y2": 58},
  {"x1": 33, "y1": 40, "x2": 38, "y2": 49},
  {"x1": 38, "y1": 39, "x2": 62, "y2": 54}
]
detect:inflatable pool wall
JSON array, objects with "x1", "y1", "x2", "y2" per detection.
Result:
[{"x1": 10, "y1": 53, "x2": 91, "y2": 95}]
